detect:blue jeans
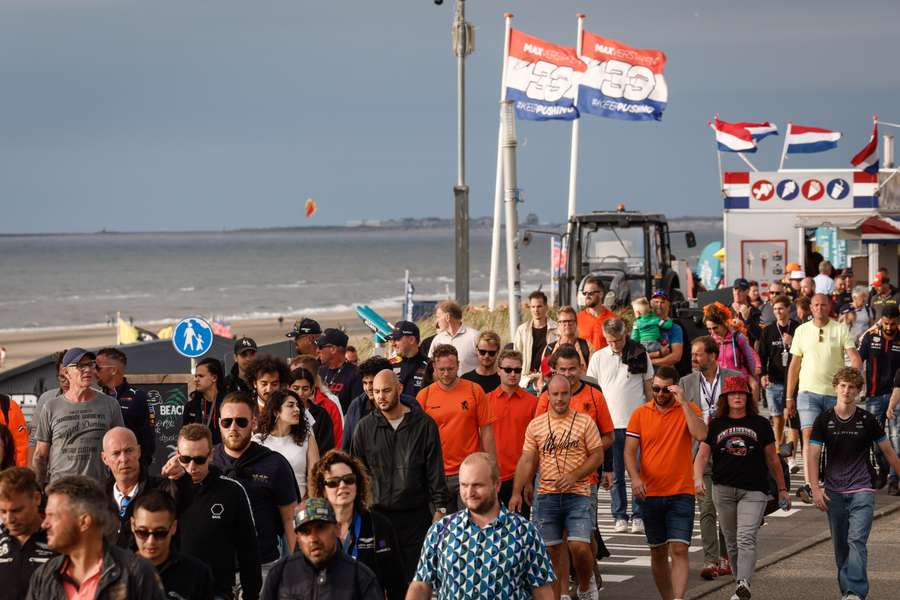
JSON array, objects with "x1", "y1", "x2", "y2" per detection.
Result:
[
  {"x1": 536, "y1": 493, "x2": 593, "y2": 546},
  {"x1": 797, "y1": 391, "x2": 837, "y2": 429},
  {"x1": 866, "y1": 394, "x2": 900, "y2": 482},
  {"x1": 639, "y1": 494, "x2": 695, "y2": 547},
  {"x1": 766, "y1": 382, "x2": 786, "y2": 415},
  {"x1": 612, "y1": 429, "x2": 642, "y2": 521},
  {"x1": 825, "y1": 491, "x2": 875, "y2": 599}
]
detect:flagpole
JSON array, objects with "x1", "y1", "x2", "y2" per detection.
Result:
[
  {"x1": 488, "y1": 13, "x2": 512, "y2": 312},
  {"x1": 716, "y1": 148, "x2": 724, "y2": 195},
  {"x1": 778, "y1": 122, "x2": 791, "y2": 170},
  {"x1": 737, "y1": 152, "x2": 759, "y2": 172},
  {"x1": 565, "y1": 13, "x2": 585, "y2": 226}
]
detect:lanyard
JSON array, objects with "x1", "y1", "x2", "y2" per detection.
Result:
[
  {"x1": 342, "y1": 513, "x2": 362, "y2": 559},
  {"x1": 699, "y1": 370, "x2": 720, "y2": 415}
]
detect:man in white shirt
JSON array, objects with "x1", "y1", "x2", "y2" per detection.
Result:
[
  {"x1": 587, "y1": 317, "x2": 653, "y2": 534},
  {"x1": 428, "y1": 300, "x2": 480, "y2": 375},
  {"x1": 813, "y1": 260, "x2": 835, "y2": 294}
]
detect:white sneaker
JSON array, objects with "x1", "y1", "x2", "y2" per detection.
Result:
[
  {"x1": 630, "y1": 518, "x2": 644, "y2": 534},
  {"x1": 788, "y1": 457, "x2": 799, "y2": 474},
  {"x1": 613, "y1": 519, "x2": 628, "y2": 532},
  {"x1": 576, "y1": 588, "x2": 597, "y2": 600},
  {"x1": 735, "y1": 579, "x2": 751, "y2": 600}
]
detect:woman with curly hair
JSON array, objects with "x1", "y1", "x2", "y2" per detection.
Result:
[
  {"x1": 253, "y1": 389, "x2": 319, "y2": 499},
  {"x1": 310, "y1": 449, "x2": 407, "y2": 600},
  {"x1": 705, "y1": 302, "x2": 761, "y2": 403}
]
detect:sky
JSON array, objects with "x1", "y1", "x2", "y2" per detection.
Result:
[{"x1": 1, "y1": 0, "x2": 898, "y2": 233}]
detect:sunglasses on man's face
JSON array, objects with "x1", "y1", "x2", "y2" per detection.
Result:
[
  {"x1": 324, "y1": 474, "x2": 357, "y2": 488},
  {"x1": 499, "y1": 366, "x2": 523, "y2": 374},
  {"x1": 178, "y1": 454, "x2": 209, "y2": 465},
  {"x1": 220, "y1": 417, "x2": 250, "y2": 429},
  {"x1": 477, "y1": 348, "x2": 498, "y2": 357},
  {"x1": 133, "y1": 527, "x2": 172, "y2": 541},
  {"x1": 651, "y1": 385, "x2": 672, "y2": 394}
]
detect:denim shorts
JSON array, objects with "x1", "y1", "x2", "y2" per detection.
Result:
[
  {"x1": 640, "y1": 494, "x2": 695, "y2": 547},
  {"x1": 766, "y1": 382, "x2": 786, "y2": 414},
  {"x1": 536, "y1": 493, "x2": 593, "y2": 546},
  {"x1": 797, "y1": 391, "x2": 837, "y2": 429}
]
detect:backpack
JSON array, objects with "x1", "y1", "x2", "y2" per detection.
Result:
[{"x1": 0, "y1": 394, "x2": 10, "y2": 425}]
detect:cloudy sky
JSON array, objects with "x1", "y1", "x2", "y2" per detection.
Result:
[{"x1": 1, "y1": 0, "x2": 897, "y2": 233}]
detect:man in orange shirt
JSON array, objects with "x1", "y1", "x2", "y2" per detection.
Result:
[
  {"x1": 486, "y1": 349, "x2": 538, "y2": 517},
  {"x1": 510, "y1": 375, "x2": 604, "y2": 600},
  {"x1": 625, "y1": 365, "x2": 708, "y2": 600},
  {"x1": 577, "y1": 276, "x2": 615, "y2": 351},
  {"x1": 418, "y1": 344, "x2": 496, "y2": 512}
]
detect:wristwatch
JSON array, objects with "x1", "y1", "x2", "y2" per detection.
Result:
[{"x1": 437, "y1": 507, "x2": 447, "y2": 514}]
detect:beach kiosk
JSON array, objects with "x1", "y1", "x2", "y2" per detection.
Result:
[{"x1": 721, "y1": 162, "x2": 900, "y2": 287}]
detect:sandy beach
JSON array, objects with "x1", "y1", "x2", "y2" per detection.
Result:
[{"x1": 0, "y1": 307, "x2": 403, "y2": 373}]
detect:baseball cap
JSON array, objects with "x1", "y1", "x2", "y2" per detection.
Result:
[
  {"x1": 286, "y1": 318, "x2": 322, "y2": 338},
  {"x1": 839, "y1": 268, "x2": 854, "y2": 277},
  {"x1": 293, "y1": 497, "x2": 337, "y2": 531},
  {"x1": 315, "y1": 328, "x2": 349, "y2": 348},
  {"x1": 838, "y1": 303, "x2": 853, "y2": 316},
  {"x1": 234, "y1": 337, "x2": 258, "y2": 354},
  {"x1": 872, "y1": 273, "x2": 890, "y2": 286},
  {"x1": 650, "y1": 289, "x2": 669, "y2": 300},
  {"x1": 389, "y1": 320, "x2": 420, "y2": 341},
  {"x1": 732, "y1": 278, "x2": 750, "y2": 290},
  {"x1": 62, "y1": 347, "x2": 96, "y2": 367},
  {"x1": 789, "y1": 270, "x2": 805, "y2": 280}
]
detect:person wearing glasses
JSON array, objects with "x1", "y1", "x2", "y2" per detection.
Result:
[
  {"x1": 310, "y1": 449, "x2": 406, "y2": 599},
  {"x1": 461, "y1": 330, "x2": 502, "y2": 393},
  {"x1": 418, "y1": 344, "x2": 497, "y2": 513},
  {"x1": 486, "y1": 349, "x2": 538, "y2": 517},
  {"x1": 33, "y1": 347, "x2": 124, "y2": 486},
  {"x1": 539, "y1": 306, "x2": 591, "y2": 388},
  {"x1": 212, "y1": 392, "x2": 299, "y2": 581},
  {"x1": 131, "y1": 489, "x2": 214, "y2": 600},
  {"x1": 514, "y1": 290, "x2": 558, "y2": 392},
  {"x1": 786, "y1": 294, "x2": 862, "y2": 503},
  {"x1": 577, "y1": 276, "x2": 615, "y2": 351},
  {"x1": 162, "y1": 423, "x2": 261, "y2": 600}
]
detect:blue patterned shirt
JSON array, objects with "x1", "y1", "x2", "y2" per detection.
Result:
[{"x1": 413, "y1": 505, "x2": 556, "y2": 599}]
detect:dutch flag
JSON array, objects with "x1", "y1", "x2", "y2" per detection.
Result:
[
  {"x1": 851, "y1": 119, "x2": 879, "y2": 174},
  {"x1": 710, "y1": 116, "x2": 757, "y2": 153},
  {"x1": 735, "y1": 121, "x2": 779, "y2": 142},
  {"x1": 785, "y1": 123, "x2": 842, "y2": 154}
]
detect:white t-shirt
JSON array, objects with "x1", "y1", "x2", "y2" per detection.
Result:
[
  {"x1": 587, "y1": 346, "x2": 654, "y2": 429},
  {"x1": 429, "y1": 324, "x2": 481, "y2": 375},
  {"x1": 253, "y1": 433, "x2": 310, "y2": 494}
]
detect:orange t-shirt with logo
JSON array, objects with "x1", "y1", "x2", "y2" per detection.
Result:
[
  {"x1": 418, "y1": 379, "x2": 495, "y2": 475},
  {"x1": 625, "y1": 401, "x2": 701, "y2": 497},
  {"x1": 487, "y1": 386, "x2": 538, "y2": 482},
  {"x1": 577, "y1": 306, "x2": 614, "y2": 351},
  {"x1": 523, "y1": 410, "x2": 603, "y2": 496}
]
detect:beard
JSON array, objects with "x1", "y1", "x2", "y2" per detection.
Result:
[
  {"x1": 466, "y1": 493, "x2": 498, "y2": 516},
  {"x1": 224, "y1": 431, "x2": 251, "y2": 452},
  {"x1": 653, "y1": 393, "x2": 675, "y2": 408}
]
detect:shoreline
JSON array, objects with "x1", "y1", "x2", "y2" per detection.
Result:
[{"x1": 0, "y1": 307, "x2": 404, "y2": 373}]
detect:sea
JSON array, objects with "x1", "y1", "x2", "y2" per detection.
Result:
[{"x1": 0, "y1": 226, "x2": 720, "y2": 331}]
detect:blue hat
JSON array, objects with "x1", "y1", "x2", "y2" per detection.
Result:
[{"x1": 62, "y1": 347, "x2": 96, "y2": 367}]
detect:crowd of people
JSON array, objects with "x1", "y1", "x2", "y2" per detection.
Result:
[{"x1": 0, "y1": 265, "x2": 899, "y2": 600}]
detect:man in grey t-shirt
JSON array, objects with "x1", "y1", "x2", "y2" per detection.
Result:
[{"x1": 33, "y1": 347, "x2": 123, "y2": 485}]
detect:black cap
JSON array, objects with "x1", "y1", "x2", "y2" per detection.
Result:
[
  {"x1": 62, "y1": 347, "x2": 96, "y2": 367},
  {"x1": 234, "y1": 337, "x2": 258, "y2": 354},
  {"x1": 315, "y1": 328, "x2": 349, "y2": 348},
  {"x1": 286, "y1": 318, "x2": 322, "y2": 338},
  {"x1": 733, "y1": 278, "x2": 750, "y2": 290},
  {"x1": 389, "y1": 321, "x2": 420, "y2": 341},
  {"x1": 840, "y1": 268, "x2": 854, "y2": 277}
]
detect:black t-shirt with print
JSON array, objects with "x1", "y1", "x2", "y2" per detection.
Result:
[
  {"x1": 810, "y1": 406, "x2": 886, "y2": 492},
  {"x1": 705, "y1": 414, "x2": 775, "y2": 493}
]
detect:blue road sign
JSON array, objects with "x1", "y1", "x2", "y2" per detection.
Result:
[{"x1": 172, "y1": 316, "x2": 214, "y2": 358}]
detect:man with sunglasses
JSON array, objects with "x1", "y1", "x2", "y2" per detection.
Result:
[
  {"x1": 225, "y1": 337, "x2": 257, "y2": 395},
  {"x1": 163, "y1": 423, "x2": 261, "y2": 600},
  {"x1": 785, "y1": 294, "x2": 861, "y2": 503},
  {"x1": 285, "y1": 317, "x2": 322, "y2": 357},
  {"x1": 577, "y1": 276, "x2": 615, "y2": 351},
  {"x1": 33, "y1": 347, "x2": 124, "y2": 486},
  {"x1": 212, "y1": 392, "x2": 299, "y2": 581},
  {"x1": 131, "y1": 489, "x2": 215, "y2": 600},
  {"x1": 486, "y1": 349, "x2": 538, "y2": 517},
  {"x1": 462, "y1": 330, "x2": 502, "y2": 393}
]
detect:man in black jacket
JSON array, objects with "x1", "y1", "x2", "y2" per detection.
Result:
[
  {"x1": 389, "y1": 321, "x2": 431, "y2": 397},
  {"x1": 131, "y1": 489, "x2": 215, "y2": 600},
  {"x1": 350, "y1": 369, "x2": 449, "y2": 582},
  {"x1": 96, "y1": 348, "x2": 156, "y2": 468},
  {"x1": 161, "y1": 423, "x2": 261, "y2": 600},
  {"x1": 27, "y1": 475, "x2": 165, "y2": 600},
  {"x1": 224, "y1": 337, "x2": 257, "y2": 394},
  {"x1": 262, "y1": 498, "x2": 383, "y2": 600}
]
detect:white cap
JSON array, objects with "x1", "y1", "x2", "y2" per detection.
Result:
[{"x1": 789, "y1": 270, "x2": 805, "y2": 280}]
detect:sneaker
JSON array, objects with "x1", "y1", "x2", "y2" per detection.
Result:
[
  {"x1": 729, "y1": 595, "x2": 741, "y2": 600},
  {"x1": 735, "y1": 579, "x2": 751, "y2": 600},
  {"x1": 718, "y1": 557, "x2": 733, "y2": 576},
  {"x1": 787, "y1": 456, "x2": 799, "y2": 474},
  {"x1": 700, "y1": 562, "x2": 719, "y2": 580},
  {"x1": 613, "y1": 519, "x2": 628, "y2": 533},
  {"x1": 797, "y1": 483, "x2": 813, "y2": 504},
  {"x1": 576, "y1": 588, "x2": 597, "y2": 600},
  {"x1": 888, "y1": 481, "x2": 900, "y2": 496},
  {"x1": 630, "y1": 518, "x2": 644, "y2": 534},
  {"x1": 844, "y1": 594, "x2": 862, "y2": 600}
]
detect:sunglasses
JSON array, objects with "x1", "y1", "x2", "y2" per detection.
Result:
[
  {"x1": 477, "y1": 348, "x2": 498, "y2": 357},
  {"x1": 500, "y1": 366, "x2": 523, "y2": 374},
  {"x1": 133, "y1": 527, "x2": 171, "y2": 541},
  {"x1": 651, "y1": 385, "x2": 672, "y2": 394},
  {"x1": 818, "y1": 328, "x2": 824, "y2": 343},
  {"x1": 557, "y1": 319, "x2": 576, "y2": 325},
  {"x1": 220, "y1": 417, "x2": 250, "y2": 429},
  {"x1": 584, "y1": 290, "x2": 602, "y2": 296},
  {"x1": 177, "y1": 454, "x2": 209, "y2": 465},
  {"x1": 324, "y1": 474, "x2": 357, "y2": 488}
]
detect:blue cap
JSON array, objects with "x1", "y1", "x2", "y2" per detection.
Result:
[{"x1": 62, "y1": 347, "x2": 96, "y2": 367}]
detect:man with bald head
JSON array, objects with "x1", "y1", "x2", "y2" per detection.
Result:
[
  {"x1": 351, "y1": 369, "x2": 449, "y2": 584},
  {"x1": 101, "y1": 426, "x2": 171, "y2": 548},
  {"x1": 511, "y1": 375, "x2": 605, "y2": 600}
]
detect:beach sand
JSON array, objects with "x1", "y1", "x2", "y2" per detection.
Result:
[{"x1": 0, "y1": 307, "x2": 403, "y2": 373}]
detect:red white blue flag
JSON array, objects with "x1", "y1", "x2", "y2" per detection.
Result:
[
  {"x1": 504, "y1": 28, "x2": 586, "y2": 121},
  {"x1": 735, "y1": 121, "x2": 778, "y2": 142},
  {"x1": 785, "y1": 123, "x2": 842, "y2": 154},
  {"x1": 709, "y1": 116, "x2": 757, "y2": 153},
  {"x1": 576, "y1": 31, "x2": 668, "y2": 122},
  {"x1": 851, "y1": 119, "x2": 879, "y2": 174}
]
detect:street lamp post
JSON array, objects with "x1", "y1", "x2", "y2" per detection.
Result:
[{"x1": 451, "y1": 0, "x2": 473, "y2": 306}]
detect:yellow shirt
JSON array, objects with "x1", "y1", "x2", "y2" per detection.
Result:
[{"x1": 791, "y1": 319, "x2": 853, "y2": 395}]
